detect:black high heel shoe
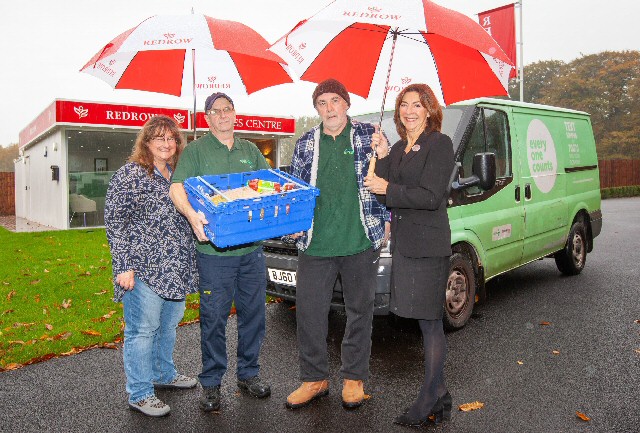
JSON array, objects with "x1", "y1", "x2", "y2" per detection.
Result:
[
  {"x1": 394, "y1": 394, "x2": 450, "y2": 428},
  {"x1": 427, "y1": 392, "x2": 452, "y2": 425}
]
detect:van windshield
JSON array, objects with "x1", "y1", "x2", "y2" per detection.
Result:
[{"x1": 354, "y1": 105, "x2": 472, "y2": 153}]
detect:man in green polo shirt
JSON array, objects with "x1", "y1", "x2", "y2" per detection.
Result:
[
  {"x1": 285, "y1": 79, "x2": 390, "y2": 411},
  {"x1": 169, "y1": 92, "x2": 271, "y2": 413}
]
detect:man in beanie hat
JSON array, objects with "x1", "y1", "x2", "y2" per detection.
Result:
[
  {"x1": 170, "y1": 92, "x2": 272, "y2": 412},
  {"x1": 286, "y1": 78, "x2": 391, "y2": 410}
]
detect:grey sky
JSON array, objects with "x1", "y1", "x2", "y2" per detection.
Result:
[{"x1": 1, "y1": 0, "x2": 637, "y2": 146}]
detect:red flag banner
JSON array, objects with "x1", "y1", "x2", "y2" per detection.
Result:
[{"x1": 479, "y1": 4, "x2": 517, "y2": 78}]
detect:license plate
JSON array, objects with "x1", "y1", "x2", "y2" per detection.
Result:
[{"x1": 267, "y1": 268, "x2": 297, "y2": 286}]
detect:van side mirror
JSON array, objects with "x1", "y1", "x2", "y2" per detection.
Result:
[{"x1": 452, "y1": 152, "x2": 496, "y2": 191}]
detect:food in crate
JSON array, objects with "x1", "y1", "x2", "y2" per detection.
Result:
[{"x1": 207, "y1": 179, "x2": 299, "y2": 205}]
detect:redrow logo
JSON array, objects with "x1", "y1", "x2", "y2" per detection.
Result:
[{"x1": 74, "y1": 106, "x2": 89, "y2": 119}]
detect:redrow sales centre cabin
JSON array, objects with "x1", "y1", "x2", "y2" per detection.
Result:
[{"x1": 15, "y1": 99, "x2": 295, "y2": 229}]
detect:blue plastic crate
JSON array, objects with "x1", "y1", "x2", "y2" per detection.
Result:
[{"x1": 183, "y1": 169, "x2": 319, "y2": 248}]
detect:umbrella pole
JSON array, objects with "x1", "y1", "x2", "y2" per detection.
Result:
[
  {"x1": 192, "y1": 48, "x2": 197, "y2": 141},
  {"x1": 368, "y1": 29, "x2": 399, "y2": 178}
]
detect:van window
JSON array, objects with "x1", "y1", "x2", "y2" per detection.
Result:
[{"x1": 460, "y1": 108, "x2": 511, "y2": 195}]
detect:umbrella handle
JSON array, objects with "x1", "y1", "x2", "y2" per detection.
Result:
[{"x1": 367, "y1": 155, "x2": 377, "y2": 178}]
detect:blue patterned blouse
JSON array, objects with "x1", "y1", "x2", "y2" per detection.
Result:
[{"x1": 105, "y1": 162, "x2": 198, "y2": 302}]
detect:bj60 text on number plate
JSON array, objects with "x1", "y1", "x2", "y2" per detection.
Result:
[{"x1": 267, "y1": 268, "x2": 296, "y2": 286}]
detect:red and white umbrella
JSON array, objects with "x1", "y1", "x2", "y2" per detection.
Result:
[
  {"x1": 270, "y1": 0, "x2": 514, "y2": 109},
  {"x1": 81, "y1": 14, "x2": 293, "y2": 133}
]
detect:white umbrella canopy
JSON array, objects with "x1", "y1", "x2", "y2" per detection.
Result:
[
  {"x1": 270, "y1": 0, "x2": 514, "y2": 109},
  {"x1": 81, "y1": 14, "x2": 294, "y2": 134}
]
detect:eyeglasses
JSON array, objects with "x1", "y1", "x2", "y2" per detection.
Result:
[
  {"x1": 207, "y1": 106, "x2": 235, "y2": 116},
  {"x1": 152, "y1": 136, "x2": 177, "y2": 144}
]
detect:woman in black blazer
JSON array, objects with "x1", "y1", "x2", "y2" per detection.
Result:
[{"x1": 365, "y1": 83, "x2": 455, "y2": 427}]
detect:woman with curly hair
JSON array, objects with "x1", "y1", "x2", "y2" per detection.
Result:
[{"x1": 105, "y1": 115, "x2": 198, "y2": 417}]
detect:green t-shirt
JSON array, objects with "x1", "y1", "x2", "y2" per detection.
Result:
[
  {"x1": 172, "y1": 132, "x2": 270, "y2": 256},
  {"x1": 306, "y1": 122, "x2": 371, "y2": 256}
]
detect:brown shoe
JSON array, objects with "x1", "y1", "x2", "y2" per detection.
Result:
[
  {"x1": 342, "y1": 379, "x2": 365, "y2": 409},
  {"x1": 286, "y1": 380, "x2": 329, "y2": 409}
]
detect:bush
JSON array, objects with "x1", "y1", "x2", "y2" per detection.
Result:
[{"x1": 601, "y1": 185, "x2": 640, "y2": 199}]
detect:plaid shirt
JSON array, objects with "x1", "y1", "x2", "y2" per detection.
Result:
[{"x1": 291, "y1": 118, "x2": 391, "y2": 251}]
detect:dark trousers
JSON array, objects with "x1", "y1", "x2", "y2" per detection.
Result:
[
  {"x1": 196, "y1": 249, "x2": 266, "y2": 387},
  {"x1": 296, "y1": 247, "x2": 379, "y2": 382}
]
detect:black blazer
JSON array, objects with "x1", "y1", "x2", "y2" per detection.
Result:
[{"x1": 375, "y1": 129, "x2": 455, "y2": 258}]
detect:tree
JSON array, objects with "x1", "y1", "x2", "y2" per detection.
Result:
[
  {"x1": 509, "y1": 59, "x2": 565, "y2": 103},
  {"x1": 0, "y1": 144, "x2": 19, "y2": 172},
  {"x1": 509, "y1": 50, "x2": 640, "y2": 159}
]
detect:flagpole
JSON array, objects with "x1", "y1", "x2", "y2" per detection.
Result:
[{"x1": 518, "y1": 0, "x2": 524, "y2": 101}]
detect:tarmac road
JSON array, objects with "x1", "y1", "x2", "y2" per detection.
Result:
[{"x1": 1, "y1": 197, "x2": 639, "y2": 433}]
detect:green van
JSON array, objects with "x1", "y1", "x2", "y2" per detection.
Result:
[{"x1": 264, "y1": 98, "x2": 603, "y2": 330}]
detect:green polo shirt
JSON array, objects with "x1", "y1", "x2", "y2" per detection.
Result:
[
  {"x1": 306, "y1": 122, "x2": 370, "y2": 257},
  {"x1": 172, "y1": 132, "x2": 270, "y2": 256}
]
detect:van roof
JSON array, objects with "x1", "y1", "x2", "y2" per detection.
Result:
[{"x1": 451, "y1": 97, "x2": 590, "y2": 116}]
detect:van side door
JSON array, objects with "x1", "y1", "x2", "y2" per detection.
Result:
[
  {"x1": 511, "y1": 110, "x2": 569, "y2": 264},
  {"x1": 452, "y1": 106, "x2": 525, "y2": 279}
]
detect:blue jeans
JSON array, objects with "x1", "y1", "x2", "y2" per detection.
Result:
[
  {"x1": 122, "y1": 277, "x2": 186, "y2": 403},
  {"x1": 197, "y1": 248, "x2": 266, "y2": 387}
]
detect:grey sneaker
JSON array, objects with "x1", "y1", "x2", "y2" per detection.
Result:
[
  {"x1": 154, "y1": 373, "x2": 197, "y2": 389},
  {"x1": 129, "y1": 395, "x2": 170, "y2": 417}
]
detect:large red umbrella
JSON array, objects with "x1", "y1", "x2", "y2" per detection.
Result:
[
  {"x1": 81, "y1": 14, "x2": 293, "y2": 136},
  {"x1": 270, "y1": 0, "x2": 514, "y2": 111}
]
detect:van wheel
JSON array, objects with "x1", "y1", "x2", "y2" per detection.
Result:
[
  {"x1": 555, "y1": 220, "x2": 587, "y2": 275},
  {"x1": 444, "y1": 253, "x2": 476, "y2": 331}
]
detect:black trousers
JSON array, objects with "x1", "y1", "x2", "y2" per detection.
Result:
[{"x1": 295, "y1": 247, "x2": 379, "y2": 381}]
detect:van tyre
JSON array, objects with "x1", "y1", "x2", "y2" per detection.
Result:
[
  {"x1": 555, "y1": 220, "x2": 587, "y2": 275},
  {"x1": 444, "y1": 253, "x2": 476, "y2": 331}
]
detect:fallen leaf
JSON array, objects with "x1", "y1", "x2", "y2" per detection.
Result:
[
  {"x1": 2, "y1": 281, "x2": 10, "y2": 285},
  {"x1": 44, "y1": 269, "x2": 50, "y2": 273},
  {"x1": 103, "y1": 310, "x2": 116, "y2": 319},
  {"x1": 45, "y1": 324, "x2": 54, "y2": 331},
  {"x1": 363, "y1": 393, "x2": 372, "y2": 400},
  {"x1": 6, "y1": 290, "x2": 16, "y2": 301},
  {"x1": 3, "y1": 363, "x2": 22, "y2": 371},
  {"x1": 42, "y1": 307, "x2": 48, "y2": 315},
  {"x1": 34, "y1": 294, "x2": 41, "y2": 303},
  {"x1": 635, "y1": 320, "x2": 640, "y2": 324},
  {"x1": 576, "y1": 411, "x2": 590, "y2": 421},
  {"x1": 62, "y1": 299, "x2": 72, "y2": 309},
  {"x1": 81, "y1": 329, "x2": 102, "y2": 336},
  {"x1": 30, "y1": 280, "x2": 41, "y2": 285},
  {"x1": 53, "y1": 331, "x2": 72, "y2": 341},
  {"x1": 552, "y1": 350, "x2": 560, "y2": 355},
  {"x1": 517, "y1": 360, "x2": 524, "y2": 365},
  {"x1": 94, "y1": 290, "x2": 107, "y2": 295},
  {"x1": 540, "y1": 321, "x2": 552, "y2": 326},
  {"x1": 2, "y1": 309, "x2": 14, "y2": 315},
  {"x1": 13, "y1": 322, "x2": 35, "y2": 328},
  {"x1": 459, "y1": 401, "x2": 484, "y2": 412},
  {"x1": 229, "y1": 306, "x2": 237, "y2": 316},
  {"x1": 9, "y1": 340, "x2": 26, "y2": 345},
  {"x1": 61, "y1": 348, "x2": 79, "y2": 356},
  {"x1": 634, "y1": 349, "x2": 640, "y2": 354},
  {"x1": 289, "y1": 305, "x2": 296, "y2": 310},
  {"x1": 101, "y1": 342, "x2": 118, "y2": 350}
]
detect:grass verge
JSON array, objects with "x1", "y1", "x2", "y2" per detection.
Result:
[{"x1": 0, "y1": 227, "x2": 200, "y2": 371}]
